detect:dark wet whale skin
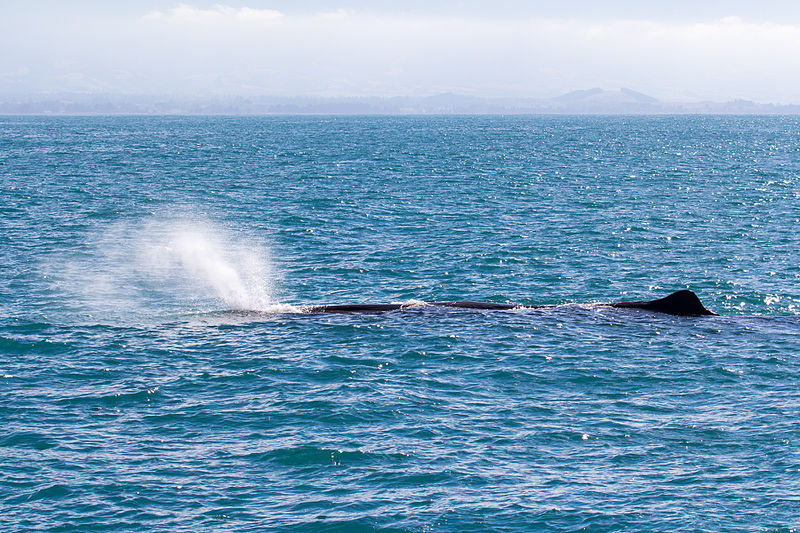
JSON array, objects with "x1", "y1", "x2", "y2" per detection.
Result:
[{"x1": 305, "y1": 290, "x2": 716, "y2": 316}]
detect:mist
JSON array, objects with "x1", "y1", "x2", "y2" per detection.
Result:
[{"x1": 3, "y1": 2, "x2": 800, "y2": 103}]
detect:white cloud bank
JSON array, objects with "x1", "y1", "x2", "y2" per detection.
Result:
[
  {"x1": 3, "y1": 5, "x2": 800, "y2": 102},
  {"x1": 143, "y1": 4, "x2": 284, "y2": 24}
]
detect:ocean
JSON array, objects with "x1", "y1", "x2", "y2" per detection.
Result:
[{"x1": 1, "y1": 115, "x2": 799, "y2": 531}]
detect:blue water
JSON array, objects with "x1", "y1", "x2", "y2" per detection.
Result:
[{"x1": 2, "y1": 115, "x2": 800, "y2": 531}]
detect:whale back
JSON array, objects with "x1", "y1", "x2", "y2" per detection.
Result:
[
  {"x1": 608, "y1": 289, "x2": 715, "y2": 316},
  {"x1": 305, "y1": 290, "x2": 716, "y2": 316}
]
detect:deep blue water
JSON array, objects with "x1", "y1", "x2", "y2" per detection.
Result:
[{"x1": 1, "y1": 115, "x2": 800, "y2": 531}]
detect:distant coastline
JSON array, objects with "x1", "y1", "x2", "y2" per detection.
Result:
[{"x1": 3, "y1": 88, "x2": 800, "y2": 115}]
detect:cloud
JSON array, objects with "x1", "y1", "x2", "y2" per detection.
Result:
[{"x1": 144, "y1": 4, "x2": 283, "y2": 24}]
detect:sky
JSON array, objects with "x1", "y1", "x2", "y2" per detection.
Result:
[{"x1": 3, "y1": 1, "x2": 800, "y2": 102}]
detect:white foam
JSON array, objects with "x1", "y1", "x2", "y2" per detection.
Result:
[{"x1": 395, "y1": 299, "x2": 430, "y2": 309}]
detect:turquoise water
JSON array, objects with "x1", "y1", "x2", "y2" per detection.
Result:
[{"x1": 2, "y1": 115, "x2": 800, "y2": 531}]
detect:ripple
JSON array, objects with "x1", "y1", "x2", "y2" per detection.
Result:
[{"x1": 0, "y1": 431, "x2": 58, "y2": 451}]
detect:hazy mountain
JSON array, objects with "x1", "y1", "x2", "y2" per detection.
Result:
[
  {"x1": 1, "y1": 90, "x2": 799, "y2": 115},
  {"x1": 549, "y1": 88, "x2": 661, "y2": 112}
]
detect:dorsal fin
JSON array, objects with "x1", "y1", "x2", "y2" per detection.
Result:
[{"x1": 608, "y1": 290, "x2": 716, "y2": 316}]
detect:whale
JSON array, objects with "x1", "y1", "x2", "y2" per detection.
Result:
[{"x1": 304, "y1": 289, "x2": 716, "y2": 317}]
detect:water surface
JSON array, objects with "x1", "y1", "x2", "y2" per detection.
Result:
[{"x1": 1, "y1": 115, "x2": 799, "y2": 531}]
